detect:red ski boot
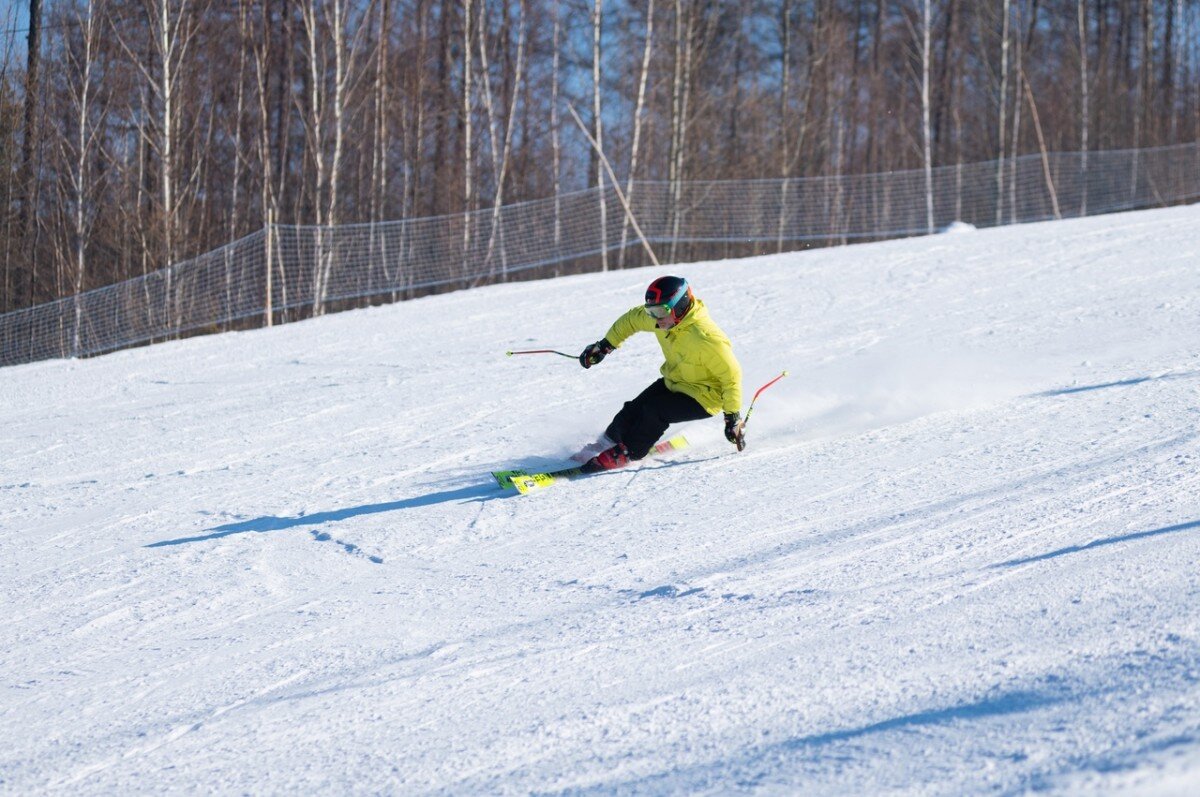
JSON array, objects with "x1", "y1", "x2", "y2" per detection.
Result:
[
  {"x1": 581, "y1": 442, "x2": 630, "y2": 474},
  {"x1": 571, "y1": 434, "x2": 616, "y2": 464}
]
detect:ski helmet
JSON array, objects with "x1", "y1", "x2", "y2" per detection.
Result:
[{"x1": 644, "y1": 276, "x2": 694, "y2": 329}]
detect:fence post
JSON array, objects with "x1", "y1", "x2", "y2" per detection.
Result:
[{"x1": 265, "y1": 209, "x2": 274, "y2": 328}]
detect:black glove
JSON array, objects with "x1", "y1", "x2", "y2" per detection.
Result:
[
  {"x1": 579, "y1": 339, "x2": 615, "y2": 369},
  {"x1": 724, "y1": 412, "x2": 746, "y2": 451}
]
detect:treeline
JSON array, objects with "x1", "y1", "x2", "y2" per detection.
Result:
[{"x1": 1, "y1": 0, "x2": 1198, "y2": 314}]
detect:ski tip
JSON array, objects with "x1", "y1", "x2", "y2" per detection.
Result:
[
  {"x1": 493, "y1": 469, "x2": 526, "y2": 489},
  {"x1": 782, "y1": 369, "x2": 789, "y2": 377},
  {"x1": 505, "y1": 350, "x2": 514, "y2": 357}
]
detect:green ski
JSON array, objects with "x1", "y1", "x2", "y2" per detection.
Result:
[{"x1": 494, "y1": 435, "x2": 690, "y2": 493}]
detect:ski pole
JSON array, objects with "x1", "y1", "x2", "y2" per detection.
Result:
[
  {"x1": 742, "y1": 370, "x2": 788, "y2": 430},
  {"x1": 505, "y1": 348, "x2": 578, "y2": 360}
]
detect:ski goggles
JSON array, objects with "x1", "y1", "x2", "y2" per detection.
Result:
[{"x1": 645, "y1": 285, "x2": 687, "y2": 319}]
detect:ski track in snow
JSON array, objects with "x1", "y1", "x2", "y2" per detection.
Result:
[{"x1": 3, "y1": 205, "x2": 1200, "y2": 794}]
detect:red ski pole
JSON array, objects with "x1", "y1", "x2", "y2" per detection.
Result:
[
  {"x1": 743, "y1": 370, "x2": 788, "y2": 430},
  {"x1": 505, "y1": 348, "x2": 578, "y2": 360},
  {"x1": 727, "y1": 371, "x2": 787, "y2": 453}
]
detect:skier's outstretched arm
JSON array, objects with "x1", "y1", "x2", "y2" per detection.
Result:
[{"x1": 578, "y1": 306, "x2": 655, "y2": 368}]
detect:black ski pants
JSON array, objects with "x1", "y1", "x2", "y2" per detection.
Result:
[{"x1": 605, "y1": 378, "x2": 712, "y2": 460}]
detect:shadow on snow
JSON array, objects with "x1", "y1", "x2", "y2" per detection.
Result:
[
  {"x1": 565, "y1": 685, "x2": 1075, "y2": 795},
  {"x1": 1032, "y1": 370, "x2": 1200, "y2": 398},
  {"x1": 778, "y1": 689, "x2": 1066, "y2": 749},
  {"x1": 146, "y1": 482, "x2": 500, "y2": 549},
  {"x1": 993, "y1": 519, "x2": 1200, "y2": 568},
  {"x1": 145, "y1": 453, "x2": 715, "y2": 551}
]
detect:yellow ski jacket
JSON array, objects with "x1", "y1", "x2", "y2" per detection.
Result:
[{"x1": 603, "y1": 299, "x2": 743, "y2": 416}]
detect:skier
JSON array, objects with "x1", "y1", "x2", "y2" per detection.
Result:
[{"x1": 576, "y1": 275, "x2": 744, "y2": 472}]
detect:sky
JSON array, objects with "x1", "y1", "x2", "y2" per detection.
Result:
[{"x1": 1, "y1": 1, "x2": 29, "y2": 70}]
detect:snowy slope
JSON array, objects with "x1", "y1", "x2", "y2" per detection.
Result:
[{"x1": 3, "y1": 205, "x2": 1200, "y2": 795}]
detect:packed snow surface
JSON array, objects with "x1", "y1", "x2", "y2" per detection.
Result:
[{"x1": 3, "y1": 205, "x2": 1200, "y2": 795}]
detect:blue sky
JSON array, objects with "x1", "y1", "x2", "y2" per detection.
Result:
[{"x1": 2, "y1": 0, "x2": 30, "y2": 66}]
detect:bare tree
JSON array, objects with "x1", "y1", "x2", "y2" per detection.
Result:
[
  {"x1": 667, "y1": 0, "x2": 695, "y2": 262},
  {"x1": 301, "y1": 0, "x2": 330, "y2": 310},
  {"x1": 592, "y1": 0, "x2": 608, "y2": 270},
  {"x1": 247, "y1": 0, "x2": 290, "y2": 317},
  {"x1": 550, "y1": 0, "x2": 563, "y2": 262},
  {"x1": 111, "y1": 0, "x2": 209, "y2": 331},
  {"x1": 776, "y1": 0, "x2": 814, "y2": 252},
  {"x1": 1192, "y1": 0, "x2": 1199, "y2": 146},
  {"x1": 1024, "y1": 70, "x2": 1061, "y2": 219},
  {"x1": 301, "y1": 0, "x2": 364, "y2": 314},
  {"x1": 995, "y1": 0, "x2": 1011, "y2": 224},
  {"x1": 1077, "y1": 0, "x2": 1089, "y2": 214},
  {"x1": 618, "y1": 0, "x2": 654, "y2": 268},
  {"x1": 60, "y1": 0, "x2": 106, "y2": 354},
  {"x1": 1009, "y1": 0, "x2": 1024, "y2": 222},
  {"x1": 462, "y1": 0, "x2": 476, "y2": 272},
  {"x1": 228, "y1": 1, "x2": 251, "y2": 245},
  {"x1": 371, "y1": 0, "x2": 391, "y2": 225},
  {"x1": 1, "y1": 4, "x2": 23, "y2": 313},
  {"x1": 15, "y1": 0, "x2": 43, "y2": 308},
  {"x1": 152, "y1": 0, "x2": 193, "y2": 271},
  {"x1": 478, "y1": 0, "x2": 527, "y2": 277},
  {"x1": 908, "y1": 0, "x2": 935, "y2": 233},
  {"x1": 367, "y1": 0, "x2": 391, "y2": 296},
  {"x1": 775, "y1": 0, "x2": 792, "y2": 253}
]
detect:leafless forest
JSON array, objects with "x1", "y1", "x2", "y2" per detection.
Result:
[{"x1": 2, "y1": 0, "x2": 1198, "y2": 315}]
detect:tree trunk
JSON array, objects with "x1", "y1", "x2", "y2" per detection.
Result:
[
  {"x1": 1023, "y1": 70, "x2": 1061, "y2": 219},
  {"x1": 230, "y1": 7, "x2": 248, "y2": 245},
  {"x1": 16, "y1": 0, "x2": 43, "y2": 308},
  {"x1": 69, "y1": 0, "x2": 101, "y2": 355},
  {"x1": 995, "y1": 0, "x2": 1011, "y2": 225},
  {"x1": 159, "y1": 0, "x2": 177, "y2": 279},
  {"x1": 775, "y1": 0, "x2": 791, "y2": 253},
  {"x1": 329, "y1": 0, "x2": 346, "y2": 229},
  {"x1": 303, "y1": 0, "x2": 328, "y2": 312},
  {"x1": 479, "y1": 0, "x2": 526, "y2": 278},
  {"x1": 550, "y1": 0, "x2": 562, "y2": 267},
  {"x1": 1078, "y1": 0, "x2": 1090, "y2": 214},
  {"x1": 251, "y1": 0, "x2": 286, "y2": 318},
  {"x1": 371, "y1": 0, "x2": 392, "y2": 297},
  {"x1": 1162, "y1": 0, "x2": 1176, "y2": 141},
  {"x1": 462, "y1": 0, "x2": 474, "y2": 275},
  {"x1": 620, "y1": 0, "x2": 654, "y2": 269},
  {"x1": 921, "y1": 0, "x2": 934, "y2": 234},
  {"x1": 372, "y1": 0, "x2": 391, "y2": 225},
  {"x1": 1009, "y1": 0, "x2": 1024, "y2": 223},
  {"x1": 593, "y1": 0, "x2": 607, "y2": 271},
  {"x1": 668, "y1": 0, "x2": 695, "y2": 263}
]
